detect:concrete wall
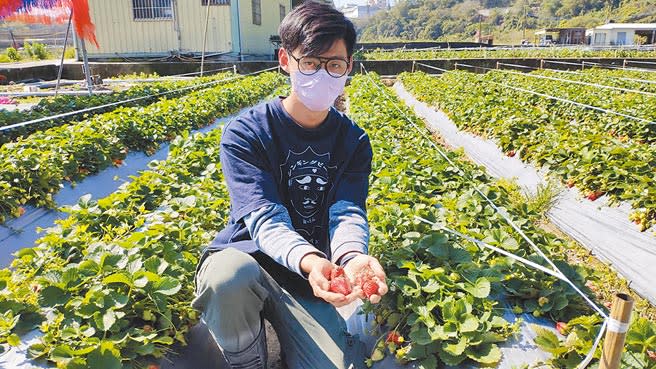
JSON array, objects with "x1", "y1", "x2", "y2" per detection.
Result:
[{"x1": 2, "y1": 58, "x2": 655, "y2": 83}]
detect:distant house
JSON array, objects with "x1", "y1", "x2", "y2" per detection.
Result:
[
  {"x1": 534, "y1": 28, "x2": 586, "y2": 45},
  {"x1": 340, "y1": 3, "x2": 381, "y2": 19},
  {"x1": 78, "y1": 0, "x2": 296, "y2": 60},
  {"x1": 586, "y1": 23, "x2": 656, "y2": 46}
]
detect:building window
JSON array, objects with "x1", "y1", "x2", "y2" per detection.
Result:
[
  {"x1": 202, "y1": 0, "x2": 230, "y2": 5},
  {"x1": 252, "y1": 0, "x2": 261, "y2": 25},
  {"x1": 280, "y1": 4, "x2": 286, "y2": 22},
  {"x1": 133, "y1": 0, "x2": 173, "y2": 20}
]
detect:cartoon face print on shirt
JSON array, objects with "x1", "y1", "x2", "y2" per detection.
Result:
[{"x1": 280, "y1": 147, "x2": 333, "y2": 246}]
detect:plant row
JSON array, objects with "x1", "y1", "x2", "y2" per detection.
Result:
[
  {"x1": 0, "y1": 72, "x2": 283, "y2": 225},
  {"x1": 399, "y1": 70, "x2": 656, "y2": 231},
  {"x1": 534, "y1": 68, "x2": 656, "y2": 94},
  {"x1": 345, "y1": 72, "x2": 656, "y2": 368},
  {"x1": 0, "y1": 73, "x2": 232, "y2": 146},
  {"x1": 360, "y1": 48, "x2": 656, "y2": 60},
  {"x1": 0, "y1": 128, "x2": 231, "y2": 368},
  {"x1": 486, "y1": 69, "x2": 656, "y2": 144}
]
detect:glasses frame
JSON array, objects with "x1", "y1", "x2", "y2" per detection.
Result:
[{"x1": 287, "y1": 52, "x2": 351, "y2": 78}]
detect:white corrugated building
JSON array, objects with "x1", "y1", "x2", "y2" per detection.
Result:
[
  {"x1": 76, "y1": 0, "x2": 313, "y2": 59},
  {"x1": 586, "y1": 23, "x2": 656, "y2": 46}
]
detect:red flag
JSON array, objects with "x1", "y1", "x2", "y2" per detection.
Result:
[
  {"x1": 1, "y1": 0, "x2": 98, "y2": 48},
  {"x1": 70, "y1": 0, "x2": 98, "y2": 48}
]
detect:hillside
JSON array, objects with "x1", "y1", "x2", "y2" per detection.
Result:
[{"x1": 357, "y1": 0, "x2": 656, "y2": 44}]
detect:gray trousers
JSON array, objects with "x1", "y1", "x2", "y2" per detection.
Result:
[{"x1": 192, "y1": 248, "x2": 365, "y2": 369}]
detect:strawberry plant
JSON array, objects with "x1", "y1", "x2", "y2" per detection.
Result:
[
  {"x1": 361, "y1": 48, "x2": 656, "y2": 61},
  {"x1": 399, "y1": 70, "x2": 656, "y2": 231},
  {"x1": 0, "y1": 129, "x2": 232, "y2": 367},
  {"x1": 0, "y1": 73, "x2": 233, "y2": 146},
  {"x1": 0, "y1": 72, "x2": 284, "y2": 225},
  {"x1": 346, "y1": 72, "x2": 656, "y2": 368}
]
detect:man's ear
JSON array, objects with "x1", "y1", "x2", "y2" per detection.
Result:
[
  {"x1": 347, "y1": 54, "x2": 354, "y2": 75},
  {"x1": 279, "y1": 48, "x2": 290, "y2": 74}
]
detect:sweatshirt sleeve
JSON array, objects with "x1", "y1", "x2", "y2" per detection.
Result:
[
  {"x1": 329, "y1": 200, "x2": 368, "y2": 265},
  {"x1": 329, "y1": 130, "x2": 372, "y2": 264}
]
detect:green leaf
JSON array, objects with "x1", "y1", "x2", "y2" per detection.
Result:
[
  {"x1": 437, "y1": 345, "x2": 466, "y2": 366},
  {"x1": 418, "y1": 354, "x2": 438, "y2": 369},
  {"x1": 442, "y1": 337, "x2": 467, "y2": 356},
  {"x1": 38, "y1": 286, "x2": 68, "y2": 307},
  {"x1": 87, "y1": 342, "x2": 121, "y2": 369},
  {"x1": 465, "y1": 343, "x2": 502, "y2": 364},
  {"x1": 501, "y1": 236, "x2": 519, "y2": 250},
  {"x1": 153, "y1": 277, "x2": 181, "y2": 296},
  {"x1": 95, "y1": 310, "x2": 117, "y2": 332},
  {"x1": 460, "y1": 315, "x2": 480, "y2": 333},
  {"x1": 153, "y1": 335, "x2": 174, "y2": 345},
  {"x1": 534, "y1": 327, "x2": 568, "y2": 355},
  {"x1": 102, "y1": 273, "x2": 133, "y2": 288},
  {"x1": 7, "y1": 333, "x2": 20, "y2": 347},
  {"x1": 463, "y1": 277, "x2": 491, "y2": 298},
  {"x1": 409, "y1": 325, "x2": 433, "y2": 345}
]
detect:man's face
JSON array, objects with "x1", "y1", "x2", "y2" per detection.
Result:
[
  {"x1": 290, "y1": 173, "x2": 328, "y2": 218},
  {"x1": 279, "y1": 39, "x2": 353, "y2": 76}
]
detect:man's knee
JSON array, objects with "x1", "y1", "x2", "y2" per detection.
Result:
[{"x1": 197, "y1": 248, "x2": 262, "y2": 300}]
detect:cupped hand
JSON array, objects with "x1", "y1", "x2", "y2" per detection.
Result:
[
  {"x1": 343, "y1": 254, "x2": 388, "y2": 304},
  {"x1": 301, "y1": 254, "x2": 360, "y2": 307}
]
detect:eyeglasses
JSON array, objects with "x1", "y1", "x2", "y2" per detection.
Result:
[{"x1": 287, "y1": 52, "x2": 350, "y2": 78}]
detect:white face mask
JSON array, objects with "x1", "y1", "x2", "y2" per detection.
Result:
[{"x1": 290, "y1": 69, "x2": 348, "y2": 112}]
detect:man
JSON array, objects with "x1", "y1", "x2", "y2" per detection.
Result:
[{"x1": 192, "y1": 2, "x2": 388, "y2": 368}]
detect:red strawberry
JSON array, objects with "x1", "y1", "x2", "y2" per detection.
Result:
[
  {"x1": 330, "y1": 277, "x2": 352, "y2": 295},
  {"x1": 386, "y1": 331, "x2": 403, "y2": 344},
  {"x1": 555, "y1": 322, "x2": 567, "y2": 335},
  {"x1": 147, "y1": 364, "x2": 160, "y2": 369},
  {"x1": 329, "y1": 266, "x2": 352, "y2": 295},
  {"x1": 586, "y1": 191, "x2": 604, "y2": 201},
  {"x1": 362, "y1": 280, "x2": 379, "y2": 298},
  {"x1": 506, "y1": 150, "x2": 516, "y2": 157},
  {"x1": 331, "y1": 266, "x2": 346, "y2": 279},
  {"x1": 566, "y1": 180, "x2": 575, "y2": 188},
  {"x1": 647, "y1": 350, "x2": 656, "y2": 361}
]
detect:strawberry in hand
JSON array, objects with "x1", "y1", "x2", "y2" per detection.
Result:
[
  {"x1": 329, "y1": 266, "x2": 352, "y2": 295},
  {"x1": 342, "y1": 253, "x2": 388, "y2": 304}
]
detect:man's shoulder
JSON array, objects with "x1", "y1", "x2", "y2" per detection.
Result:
[
  {"x1": 332, "y1": 108, "x2": 365, "y2": 133},
  {"x1": 331, "y1": 108, "x2": 368, "y2": 144},
  {"x1": 222, "y1": 99, "x2": 276, "y2": 139}
]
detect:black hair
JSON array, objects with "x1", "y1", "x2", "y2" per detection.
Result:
[{"x1": 279, "y1": 1, "x2": 356, "y2": 58}]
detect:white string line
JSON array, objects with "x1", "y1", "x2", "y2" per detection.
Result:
[
  {"x1": 497, "y1": 62, "x2": 656, "y2": 97},
  {"x1": 0, "y1": 66, "x2": 279, "y2": 133},
  {"x1": 582, "y1": 61, "x2": 656, "y2": 73},
  {"x1": 541, "y1": 60, "x2": 656, "y2": 85},
  {"x1": 363, "y1": 67, "x2": 611, "y2": 369},
  {"x1": 465, "y1": 62, "x2": 656, "y2": 97},
  {"x1": 413, "y1": 217, "x2": 609, "y2": 369},
  {"x1": 414, "y1": 216, "x2": 608, "y2": 319},
  {"x1": 165, "y1": 65, "x2": 236, "y2": 78},
  {"x1": 414, "y1": 62, "x2": 451, "y2": 73},
  {"x1": 543, "y1": 59, "x2": 656, "y2": 74},
  {"x1": 623, "y1": 60, "x2": 656, "y2": 66},
  {"x1": 360, "y1": 63, "x2": 582, "y2": 299},
  {"x1": 455, "y1": 63, "x2": 656, "y2": 126}
]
